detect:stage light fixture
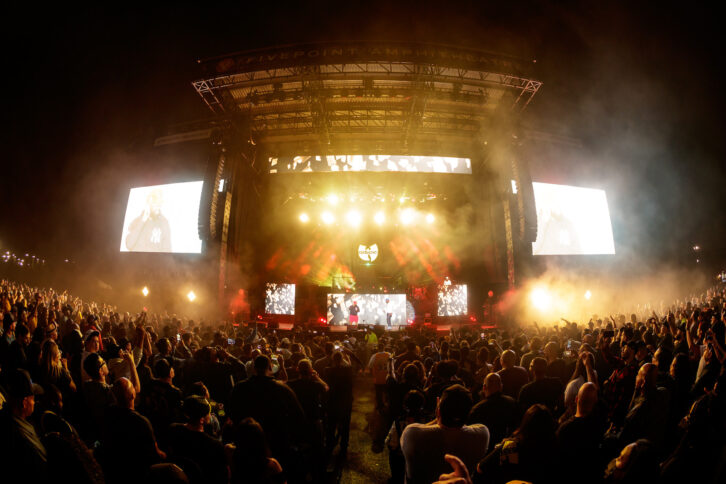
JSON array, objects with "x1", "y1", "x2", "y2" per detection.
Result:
[
  {"x1": 346, "y1": 210, "x2": 362, "y2": 227},
  {"x1": 299, "y1": 213, "x2": 310, "y2": 223},
  {"x1": 530, "y1": 287, "x2": 551, "y2": 311},
  {"x1": 187, "y1": 290, "x2": 197, "y2": 302},
  {"x1": 321, "y1": 211, "x2": 335, "y2": 225},
  {"x1": 400, "y1": 208, "x2": 416, "y2": 225},
  {"x1": 584, "y1": 290, "x2": 592, "y2": 300},
  {"x1": 327, "y1": 194, "x2": 339, "y2": 205},
  {"x1": 374, "y1": 211, "x2": 385, "y2": 225},
  {"x1": 142, "y1": 286, "x2": 149, "y2": 297},
  {"x1": 426, "y1": 213, "x2": 435, "y2": 224}
]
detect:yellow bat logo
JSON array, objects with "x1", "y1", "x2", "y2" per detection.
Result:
[{"x1": 358, "y1": 244, "x2": 379, "y2": 262}]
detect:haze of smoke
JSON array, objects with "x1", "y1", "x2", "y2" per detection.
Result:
[{"x1": 509, "y1": 261, "x2": 711, "y2": 327}]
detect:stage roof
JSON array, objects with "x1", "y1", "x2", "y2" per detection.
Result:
[{"x1": 192, "y1": 42, "x2": 541, "y2": 153}]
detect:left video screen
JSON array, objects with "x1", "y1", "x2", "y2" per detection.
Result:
[
  {"x1": 265, "y1": 283, "x2": 296, "y2": 315},
  {"x1": 120, "y1": 181, "x2": 204, "y2": 254}
]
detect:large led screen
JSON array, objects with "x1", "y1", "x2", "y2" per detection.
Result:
[
  {"x1": 532, "y1": 182, "x2": 615, "y2": 255},
  {"x1": 120, "y1": 181, "x2": 203, "y2": 254},
  {"x1": 437, "y1": 284, "x2": 468, "y2": 316},
  {"x1": 265, "y1": 283, "x2": 296, "y2": 315},
  {"x1": 327, "y1": 293, "x2": 406, "y2": 326},
  {"x1": 269, "y1": 155, "x2": 471, "y2": 174}
]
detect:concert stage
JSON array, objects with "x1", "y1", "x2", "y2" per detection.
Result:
[{"x1": 156, "y1": 42, "x2": 543, "y2": 326}]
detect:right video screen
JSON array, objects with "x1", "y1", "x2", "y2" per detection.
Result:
[
  {"x1": 531, "y1": 182, "x2": 615, "y2": 255},
  {"x1": 437, "y1": 284, "x2": 468, "y2": 316}
]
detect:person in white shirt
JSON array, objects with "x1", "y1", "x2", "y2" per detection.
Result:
[{"x1": 401, "y1": 384, "x2": 489, "y2": 484}]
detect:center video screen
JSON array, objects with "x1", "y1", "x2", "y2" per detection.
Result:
[
  {"x1": 437, "y1": 284, "x2": 468, "y2": 316},
  {"x1": 269, "y1": 155, "x2": 472, "y2": 174},
  {"x1": 265, "y1": 283, "x2": 296, "y2": 315},
  {"x1": 327, "y1": 293, "x2": 406, "y2": 326},
  {"x1": 120, "y1": 181, "x2": 204, "y2": 254},
  {"x1": 531, "y1": 182, "x2": 615, "y2": 256}
]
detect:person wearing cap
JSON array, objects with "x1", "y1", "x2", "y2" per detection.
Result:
[
  {"x1": 600, "y1": 335, "x2": 639, "y2": 426},
  {"x1": 80, "y1": 329, "x2": 101, "y2": 382},
  {"x1": 400, "y1": 384, "x2": 489, "y2": 484},
  {"x1": 0, "y1": 368, "x2": 48, "y2": 482},
  {"x1": 167, "y1": 396, "x2": 228, "y2": 484},
  {"x1": 82, "y1": 352, "x2": 114, "y2": 442}
]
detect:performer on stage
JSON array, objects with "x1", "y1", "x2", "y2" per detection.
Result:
[
  {"x1": 385, "y1": 298, "x2": 392, "y2": 327},
  {"x1": 348, "y1": 301, "x2": 360, "y2": 325}
]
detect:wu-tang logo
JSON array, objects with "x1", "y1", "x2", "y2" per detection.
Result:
[{"x1": 358, "y1": 244, "x2": 379, "y2": 262}]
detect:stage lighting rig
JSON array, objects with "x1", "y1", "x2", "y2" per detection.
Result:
[
  {"x1": 187, "y1": 290, "x2": 197, "y2": 302},
  {"x1": 346, "y1": 210, "x2": 362, "y2": 227},
  {"x1": 425, "y1": 213, "x2": 435, "y2": 224},
  {"x1": 400, "y1": 208, "x2": 416, "y2": 225},
  {"x1": 142, "y1": 286, "x2": 149, "y2": 297},
  {"x1": 374, "y1": 211, "x2": 386, "y2": 225},
  {"x1": 299, "y1": 213, "x2": 310, "y2": 223},
  {"x1": 321, "y1": 211, "x2": 335, "y2": 225}
]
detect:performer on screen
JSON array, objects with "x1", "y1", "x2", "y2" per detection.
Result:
[
  {"x1": 124, "y1": 188, "x2": 172, "y2": 252},
  {"x1": 348, "y1": 300, "x2": 360, "y2": 325},
  {"x1": 328, "y1": 296, "x2": 345, "y2": 325},
  {"x1": 385, "y1": 298, "x2": 392, "y2": 328}
]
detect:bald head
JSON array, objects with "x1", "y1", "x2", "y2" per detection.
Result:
[
  {"x1": 636, "y1": 363, "x2": 658, "y2": 391},
  {"x1": 484, "y1": 372, "x2": 503, "y2": 397},
  {"x1": 575, "y1": 382, "x2": 598, "y2": 417},
  {"x1": 500, "y1": 350, "x2": 517, "y2": 368},
  {"x1": 530, "y1": 357, "x2": 547, "y2": 379},
  {"x1": 544, "y1": 342, "x2": 559, "y2": 361},
  {"x1": 113, "y1": 377, "x2": 135, "y2": 409}
]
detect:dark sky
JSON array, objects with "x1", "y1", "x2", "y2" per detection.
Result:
[{"x1": 3, "y1": 2, "x2": 725, "y2": 270}]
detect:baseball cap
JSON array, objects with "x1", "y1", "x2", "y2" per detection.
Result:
[
  {"x1": 45, "y1": 322, "x2": 58, "y2": 337},
  {"x1": 84, "y1": 329, "x2": 100, "y2": 343}
]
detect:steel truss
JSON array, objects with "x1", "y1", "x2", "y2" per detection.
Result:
[{"x1": 193, "y1": 59, "x2": 541, "y2": 147}]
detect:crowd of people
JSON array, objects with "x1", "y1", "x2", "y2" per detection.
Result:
[{"x1": 0, "y1": 278, "x2": 725, "y2": 483}]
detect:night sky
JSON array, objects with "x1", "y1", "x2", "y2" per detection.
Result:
[{"x1": 3, "y1": 2, "x2": 725, "y2": 271}]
